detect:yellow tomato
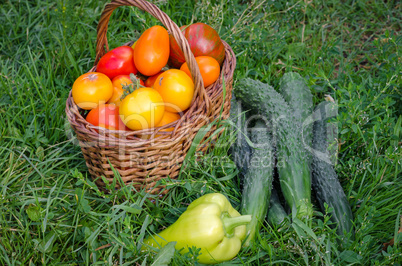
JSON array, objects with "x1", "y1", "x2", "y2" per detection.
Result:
[
  {"x1": 107, "y1": 75, "x2": 144, "y2": 106},
  {"x1": 72, "y1": 72, "x2": 113, "y2": 110},
  {"x1": 153, "y1": 69, "x2": 194, "y2": 113},
  {"x1": 119, "y1": 87, "x2": 165, "y2": 131}
]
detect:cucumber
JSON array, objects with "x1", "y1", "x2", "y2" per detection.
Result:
[
  {"x1": 311, "y1": 101, "x2": 354, "y2": 238},
  {"x1": 278, "y1": 72, "x2": 313, "y2": 124},
  {"x1": 278, "y1": 72, "x2": 314, "y2": 148},
  {"x1": 267, "y1": 188, "x2": 288, "y2": 226},
  {"x1": 240, "y1": 120, "x2": 274, "y2": 246},
  {"x1": 234, "y1": 78, "x2": 313, "y2": 219},
  {"x1": 229, "y1": 95, "x2": 253, "y2": 177},
  {"x1": 277, "y1": 72, "x2": 314, "y2": 219}
]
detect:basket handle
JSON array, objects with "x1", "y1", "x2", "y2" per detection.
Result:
[{"x1": 95, "y1": 0, "x2": 211, "y2": 115}]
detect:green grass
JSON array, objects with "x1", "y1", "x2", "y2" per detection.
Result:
[{"x1": 0, "y1": 0, "x2": 401, "y2": 264}]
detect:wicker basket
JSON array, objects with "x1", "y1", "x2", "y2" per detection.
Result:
[{"x1": 65, "y1": 0, "x2": 236, "y2": 194}]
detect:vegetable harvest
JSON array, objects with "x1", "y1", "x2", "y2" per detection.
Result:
[
  {"x1": 137, "y1": 72, "x2": 353, "y2": 263},
  {"x1": 68, "y1": 7, "x2": 355, "y2": 259},
  {"x1": 230, "y1": 73, "x2": 354, "y2": 250},
  {"x1": 143, "y1": 193, "x2": 251, "y2": 264},
  {"x1": 234, "y1": 77, "x2": 313, "y2": 219}
]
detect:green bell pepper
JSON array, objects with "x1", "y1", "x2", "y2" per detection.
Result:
[{"x1": 143, "y1": 193, "x2": 252, "y2": 264}]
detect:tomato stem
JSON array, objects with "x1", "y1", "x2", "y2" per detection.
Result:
[{"x1": 129, "y1": 73, "x2": 145, "y2": 90}]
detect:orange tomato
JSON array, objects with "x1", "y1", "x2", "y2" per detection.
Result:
[
  {"x1": 119, "y1": 87, "x2": 165, "y2": 131},
  {"x1": 108, "y1": 75, "x2": 144, "y2": 106},
  {"x1": 180, "y1": 56, "x2": 220, "y2": 87},
  {"x1": 141, "y1": 111, "x2": 181, "y2": 139},
  {"x1": 72, "y1": 72, "x2": 113, "y2": 110},
  {"x1": 134, "y1": 26, "x2": 170, "y2": 76},
  {"x1": 153, "y1": 69, "x2": 194, "y2": 113},
  {"x1": 86, "y1": 104, "x2": 129, "y2": 131},
  {"x1": 155, "y1": 111, "x2": 180, "y2": 132},
  {"x1": 145, "y1": 71, "x2": 165, "y2": 88}
]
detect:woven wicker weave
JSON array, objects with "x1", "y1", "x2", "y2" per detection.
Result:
[{"x1": 65, "y1": 0, "x2": 236, "y2": 194}]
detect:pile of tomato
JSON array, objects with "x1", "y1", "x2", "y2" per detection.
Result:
[{"x1": 72, "y1": 22, "x2": 225, "y2": 135}]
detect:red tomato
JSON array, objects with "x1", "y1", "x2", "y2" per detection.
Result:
[
  {"x1": 119, "y1": 87, "x2": 165, "y2": 131},
  {"x1": 180, "y1": 56, "x2": 220, "y2": 87},
  {"x1": 153, "y1": 69, "x2": 194, "y2": 113},
  {"x1": 145, "y1": 71, "x2": 165, "y2": 88},
  {"x1": 134, "y1": 26, "x2": 169, "y2": 76},
  {"x1": 107, "y1": 75, "x2": 144, "y2": 106},
  {"x1": 96, "y1": 46, "x2": 137, "y2": 79},
  {"x1": 86, "y1": 104, "x2": 129, "y2": 131},
  {"x1": 169, "y1": 23, "x2": 225, "y2": 68},
  {"x1": 72, "y1": 72, "x2": 113, "y2": 110}
]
